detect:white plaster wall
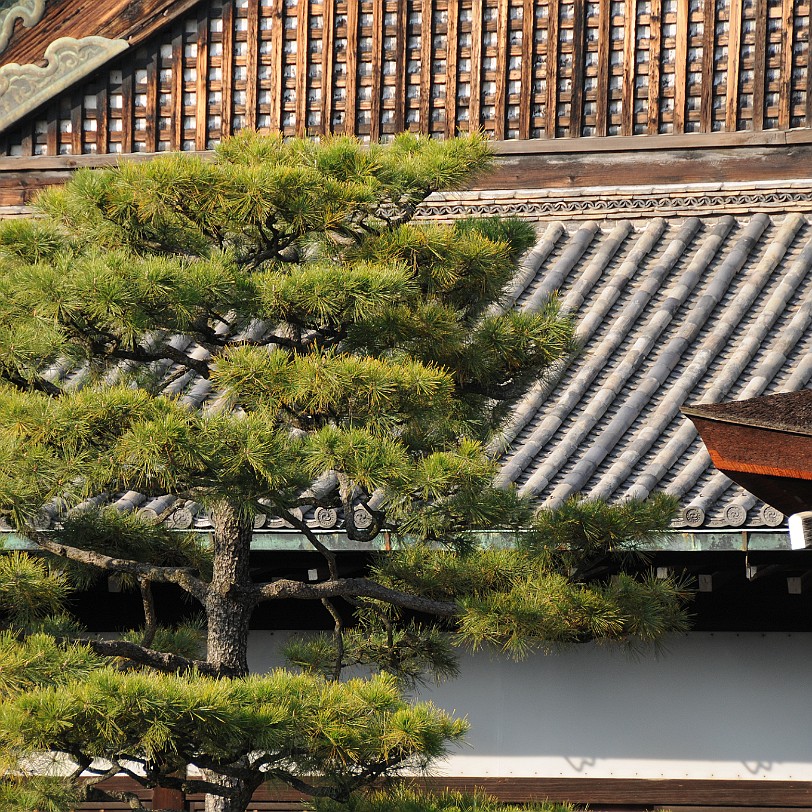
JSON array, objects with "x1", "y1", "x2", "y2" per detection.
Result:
[{"x1": 247, "y1": 631, "x2": 812, "y2": 782}]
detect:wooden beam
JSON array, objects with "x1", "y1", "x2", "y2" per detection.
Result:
[
  {"x1": 778, "y1": 0, "x2": 794, "y2": 129},
  {"x1": 70, "y1": 92, "x2": 83, "y2": 157},
  {"x1": 295, "y1": 0, "x2": 310, "y2": 136},
  {"x1": 673, "y1": 0, "x2": 688, "y2": 132},
  {"x1": 394, "y1": 0, "x2": 408, "y2": 132},
  {"x1": 195, "y1": 11, "x2": 210, "y2": 149},
  {"x1": 700, "y1": 0, "x2": 715, "y2": 132},
  {"x1": 751, "y1": 0, "x2": 767, "y2": 131},
  {"x1": 344, "y1": 0, "x2": 359, "y2": 134},
  {"x1": 121, "y1": 63, "x2": 134, "y2": 154},
  {"x1": 646, "y1": 0, "x2": 662, "y2": 134},
  {"x1": 420, "y1": 0, "x2": 433, "y2": 134},
  {"x1": 518, "y1": 0, "x2": 535, "y2": 138},
  {"x1": 569, "y1": 0, "x2": 586, "y2": 136},
  {"x1": 369, "y1": 0, "x2": 384, "y2": 141},
  {"x1": 621, "y1": 0, "x2": 637, "y2": 136},
  {"x1": 545, "y1": 0, "x2": 559, "y2": 137},
  {"x1": 445, "y1": 0, "x2": 460, "y2": 137},
  {"x1": 145, "y1": 49, "x2": 159, "y2": 152},
  {"x1": 96, "y1": 82, "x2": 109, "y2": 155},
  {"x1": 171, "y1": 23, "x2": 184, "y2": 151},
  {"x1": 470, "y1": 0, "x2": 483, "y2": 131},
  {"x1": 494, "y1": 0, "x2": 509, "y2": 139},
  {"x1": 46, "y1": 103, "x2": 58, "y2": 157},
  {"x1": 245, "y1": 0, "x2": 260, "y2": 131},
  {"x1": 595, "y1": 0, "x2": 610, "y2": 135},
  {"x1": 269, "y1": 0, "x2": 285, "y2": 131},
  {"x1": 221, "y1": 0, "x2": 235, "y2": 137},
  {"x1": 320, "y1": 0, "x2": 336, "y2": 134},
  {"x1": 725, "y1": 0, "x2": 742, "y2": 131}
]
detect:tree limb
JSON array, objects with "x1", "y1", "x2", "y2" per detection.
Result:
[
  {"x1": 26, "y1": 531, "x2": 209, "y2": 603},
  {"x1": 76, "y1": 636, "x2": 237, "y2": 677},
  {"x1": 252, "y1": 577, "x2": 459, "y2": 617}
]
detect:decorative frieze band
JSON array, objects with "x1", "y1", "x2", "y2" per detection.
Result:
[
  {"x1": 0, "y1": 36, "x2": 128, "y2": 132},
  {"x1": 419, "y1": 183, "x2": 812, "y2": 221}
]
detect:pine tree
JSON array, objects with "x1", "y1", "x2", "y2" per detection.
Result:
[{"x1": 0, "y1": 133, "x2": 688, "y2": 812}]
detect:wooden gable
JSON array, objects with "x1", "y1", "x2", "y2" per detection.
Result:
[{"x1": 1, "y1": 0, "x2": 812, "y2": 157}]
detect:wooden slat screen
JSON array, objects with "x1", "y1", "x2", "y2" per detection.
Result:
[{"x1": 2, "y1": 0, "x2": 811, "y2": 156}]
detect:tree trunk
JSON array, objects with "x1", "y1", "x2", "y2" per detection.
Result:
[
  {"x1": 206, "y1": 500, "x2": 255, "y2": 676},
  {"x1": 204, "y1": 501, "x2": 256, "y2": 812}
]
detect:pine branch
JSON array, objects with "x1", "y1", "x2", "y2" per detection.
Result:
[
  {"x1": 26, "y1": 531, "x2": 209, "y2": 603},
  {"x1": 56, "y1": 635, "x2": 233, "y2": 676},
  {"x1": 273, "y1": 506, "x2": 339, "y2": 579},
  {"x1": 139, "y1": 578, "x2": 157, "y2": 648},
  {"x1": 252, "y1": 577, "x2": 459, "y2": 617}
]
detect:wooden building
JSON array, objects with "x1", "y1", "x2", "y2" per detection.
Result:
[{"x1": 3, "y1": 1, "x2": 812, "y2": 810}]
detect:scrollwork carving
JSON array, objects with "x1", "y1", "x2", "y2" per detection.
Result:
[
  {"x1": 0, "y1": 0, "x2": 46, "y2": 54},
  {"x1": 0, "y1": 36, "x2": 128, "y2": 131}
]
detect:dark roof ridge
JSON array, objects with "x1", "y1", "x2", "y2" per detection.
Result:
[{"x1": 682, "y1": 390, "x2": 812, "y2": 437}]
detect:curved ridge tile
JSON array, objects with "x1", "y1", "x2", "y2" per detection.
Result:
[
  {"x1": 496, "y1": 222, "x2": 566, "y2": 314},
  {"x1": 594, "y1": 213, "x2": 801, "y2": 502},
  {"x1": 560, "y1": 220, "x2": 634, "y2": 314},
  {"x1": 495, "y1": 220, "x2": 667, "y2": 487},
  {"x1": 541, "y1": 218, "x2": 706, "y2": 506},
  {"x1": 625, "y1": 215, "x2": 773, "y2": 500},
  {"x1": 520, "y1": 222, "x2": 601, "y2": 313}
]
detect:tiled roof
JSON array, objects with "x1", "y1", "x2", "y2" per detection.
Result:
[
  {"x1": 487, "y1": 204, "x2": 812, "y2": 530},
  {"x1": 17, "y1": 181, "x2": 812, "y2": 535}
]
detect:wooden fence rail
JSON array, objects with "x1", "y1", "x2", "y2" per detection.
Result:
[{"x1": 2, "y1": 0, "x2": 811, "y2": 156}]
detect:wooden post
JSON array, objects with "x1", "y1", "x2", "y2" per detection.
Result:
[
  {"x1": 518, "y1": 0, "x2": 535, "y2": 138},
  {"x1": 751, "y1": 0, "x2": 767, "y2": 131},
  {"x1": 595, "y1": 0, "x2": 610, "y2": 135},
  {"x1": 700, "y1": 0, "x2": 715, "y2": 132},
  {"x1": 672, "y1": 0, "x2": 688, "y2": 132},
  {"x1": 570, "y1": 0, "x2": 586, "y2": 137},
  {"x1": 545, "y1": 0, "x2": 560, "y2": 137},
  {"x1": 725, "y1": 0, "x2": 742, "y2": 131},
  {"x1": 646, "y1": 0, "x2": 661, "y2": 134}
]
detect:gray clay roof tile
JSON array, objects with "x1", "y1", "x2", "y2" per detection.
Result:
[{"x1": 495, "y1": 211, "x2": 812, "y2": 530}]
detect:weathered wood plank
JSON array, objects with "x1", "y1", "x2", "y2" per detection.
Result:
[
  {"x1": 778, "y1": 0, "x2": 794, "y2": 129},
  {"x1": 725, "y1": 0, "x2": 742, "y2": 131},
  {"x1": 245, "y1": 0, "x2": 260, "y2": 131},
  {"x1": 518, "y1": 0, "x2": 535, "y2": 138},
  {"x1": 46, "y1": 104, "x2": 58, "y2": 157},
  {"x1": 646, "y1": 0, "x2": 662, "y2": 134},
  {"x1": 121, "y1": 63, "x2": 134, "y2": 154},
  {"x1": 673, "y1": 0, "x2": 688, "y2": 133},
  {"x1": 545, "y1": 0, "x2": 559, "y2": 137},
  {"x1": 700, "y1": 0, "x2": 715, "y2": 132},
  {"x1": 569, "y1": 0, "x2": 586, "y2": 137},
  {"x1": 621, "y1": 0, "x2": 637, "y2": 136},
  {"x1": 96, "y1": 82, "x2": 109, "y2": 154},
  {"x1": 71, "y1": 92, "x2": 83, "y2": 156},
  {"x1": 420, "y1": 0, "x2": 433, "y2": 135},
  {"x1": 494, "y1": 0, "x2": 509, "y2": 139},
  {"x1": 445, "y1": 0, "x2": 460, "y2": 137},
  {"x1": 220, "y1": 0, "x2": 235, "y2": 138},
  {"x1": 319, "y1": 0, "x2": 335, "y2": 134},
  {"x1": 469, "y1": 0, "x2": 484, "y2": 131},
  {"x1": 145, "y1": 49, "x2": 159, "y2": 152},
  {"x1": 369, "y1": 0, "x2": 384, "y2": 141},
  {"x1": 752, "y1": 0, "x2": 767, "y2": 131},
  {"x1": 268, "y1": 0, "x2": 285, "y2": 131},
  {"x1": 393, "y1": 0, "x2": 408, "y2": 132},
  {"x1": 344, "y1": 0, "x2": 359, "y2": 134},
  {"x1": 195, "y1": 10, "x2": 210, "y2": 149},
  {"x1": 295, "y1": 0, "x2": 310, "y2": 136},
  {"x1": 595, "y1": 0, "x2": 610, "y2": 136},
  {"x1": 171, "y1": 23, "x2": 184, "y2": 150}
]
